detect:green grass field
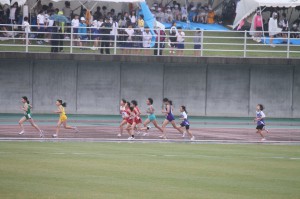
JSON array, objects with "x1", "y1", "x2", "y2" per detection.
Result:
[{"x1": 0, "y1": 142, "x2": 299, "y2": 199}]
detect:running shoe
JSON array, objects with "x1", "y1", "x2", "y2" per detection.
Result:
[
  {"x1": 261, "y1": 138, "x2": 266, "y2": 141},
  {"x1": 52, "y1": 134, "x2": 58, "y2": 138},
  {"x1": 117, "y1": 133, "x2": 122, "y2": 137},
  {"x1": 147, "y1": 125, "x2": 151, "y2": 130},
  {"x1": 19, "y1": 130, "x2": 24, "y2": 135},
  {"x1": 182, "y1": 132, "x2": 186, "y2": 138},
  {"x1": 127, "y1": 136, "x2": 135, "y2": 140},
  {"x1": 143, "y1": 133, "x2": 149, "y2": 136},
  {"x1": 191, "y1": 136, "x2": 195, "y2": 141},
  {"x1": 40, "y1": 130, "x2": 44, "y2": 138}
]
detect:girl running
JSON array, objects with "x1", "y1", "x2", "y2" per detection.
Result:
[
  {"x1": 131, "y1": 100, "x2": 142, "y2": 135},
  {"x1": 161, "y1": 98, "x2": 184, "y2": 139},
  {"x1": 125, "y1": 104, "x2": 135, "y2": 140},
  {"x1": 53, "y1": 99, "x2": 78, "y2": 138},
  {"x1": 140, "y1": 98, "x2": 163, "y2": 135},
  {"x1": 179, "y1": 106, "x2": 195, "y2": 140},
  {"x1": 18, "y1": 96, "x2": 44, "y2": 137},
  {"x1": 254, "y1": 104, "x2": 268, "y2": 141},
  {"x1": 118, "y1": 99, "x2": 128, "y2": 137}
]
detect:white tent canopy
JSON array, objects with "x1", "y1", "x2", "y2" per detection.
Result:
[
  {"x1": 233, "y1": 0, "x2": 300, "y2": 29},
  {"x1": 0, "y1": 0, "x2": 10, "y2": 5},
  {"x1": 52, "y1": 0, "x2": 144, "y2": 2}
]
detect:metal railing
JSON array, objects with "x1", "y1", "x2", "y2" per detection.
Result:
[{"x1": 0, "y1": 24, "x2": 300, "y2": 58}]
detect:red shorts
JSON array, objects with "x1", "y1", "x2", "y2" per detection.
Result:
[
  {"x1": 134, "y1": 117, "x2": 142, "y2": 124},
  {"x1": 126, "y1": 118, "x2": 133, "y2": 125}
]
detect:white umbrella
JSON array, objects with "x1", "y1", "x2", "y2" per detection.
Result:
[{"x1": 0, "y1": 0, "x2": 10, "y2": 5}]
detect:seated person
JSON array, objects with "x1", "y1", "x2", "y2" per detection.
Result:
[
  {"x1": 290, "y1": 24, "x2": 300, "y2": 38},
  {"x1": 207, "y1": 7, "x2": 215, "y2": 24},
  {"x1": 164, "y1": 8, "x2": 173, "y2": 23}
]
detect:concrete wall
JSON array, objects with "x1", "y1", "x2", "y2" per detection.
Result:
[{"x1": 0, "y1": 53, "x2": 299, "y2": 118}]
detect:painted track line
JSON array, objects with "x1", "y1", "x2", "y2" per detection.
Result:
[{"x1": 0, "y1": 137, "x2": 300, "y2": 145}]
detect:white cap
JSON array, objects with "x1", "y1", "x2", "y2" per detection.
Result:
[
  {"x1": 158, "y1": 7, "x2": 162, "y2": 11},
  {"x1": 80, "y1": 17, "x2": 85, "y2": 21}
]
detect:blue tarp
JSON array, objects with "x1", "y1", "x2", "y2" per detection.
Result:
[
  {"x1": 262, "y1": 37, "x2": 300, "y2": 45},
  {"x1": 162, "y1": 21, "x2": 229, "y2": 31}
]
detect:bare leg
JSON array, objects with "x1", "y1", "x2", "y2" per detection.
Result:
[
  {"x1": 161, "y1": 119, "x2": 169, "y2": 138},
  {"x1": 18, "y1": 117, "x2": 26, "y2": 134},
  {"x1": 28, "y1": 119, "x2": 42, "y2": 132},
  {"x1": 257, "y1": 129, "x2": 265, "y2": 139},
  {"x1": 119, "y1": 120, "x2": 127, "y2": 136},
  {"x1": 171, "y1": 121, "x2": 184, "y2": 134},
  {"x1": 62, "y1": 121, "x2": 76, "y2": 130},
  {"x1": 55, "y1": 120, "x2": 62, "y2": 137},
  {"x1": 126, "y1": 123, "x2": 132, "y2": 136},
  {"x1": 152, "y1": 120, "x2": 163, "y2": 133}
]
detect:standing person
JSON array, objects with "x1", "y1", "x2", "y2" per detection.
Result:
[
  {"x1": 160, "y1": 98, "x2": 184, "y2": 139},
  {"x1": 176, "y1": 27, "x2": 185, "y2": 56},
  {"x1": 71, "y1": 14, "x2": 80, "y2": 46},
  {"x1": 22, "y1": 16, "x2": 31, "y2": 44},
  {"x1": 268, "y1": 12, "x2": 281, "y2": 47},
  {"x1": 78, "y1": 17, "x2": 88, "y2": 50},
  {"x1": 53, "y1": 99, "x2": 78, "y2": 138},
  {"x1": 100, "y1": 17, "x2": 112, "y2": 54},
  {"x1": 179, "y1": 106, "x2": 195, "y2": 140},
  {"x1": 142, "y1": 27, "x2": 152, "y2": 55},
  {"x1": 169, "y1": 21, "x2": 177, "y2": 54},
  {"x1": 118, "y1": 99, "x2": 128, "y2": 137},
  {"x1": 18, "y1": 96, "x2": 44, "y2": 138},
  {"x1": 125, "y1": 23, "x2": 134, "y2": 54},
  {"x1": 253, "y1": 10, "x2": 263, "y2": 42},
  {"x1": 36, "y1": 10, "x2": 46, "y2": 44},
  {"x1": 91, "y1": 20, "x2": 100, "y2": 50},
  {"x1": 154, "y1": 27, "x2": 166, "y2": 56},
  {"x1": 140, "y1": 98, "x2": 164, "y2": 136},
  {"x1": 254, "y1": 104, "x2": 268, "y2": 141},
  {"x1": 193, "y1": 28, "x2": 202, "y2": 56}
]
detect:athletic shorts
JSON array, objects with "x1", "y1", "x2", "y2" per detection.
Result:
[
  {"x1": 177, "y1": 43, "x2": 184, "y2": 49},
  {"x1": 148, "y1": 114, "x2": 156, "y2": 122},
  {"x1": 59, "y1": 115, "x2": 68, "y2": 122},
  {"x1": 256, "y1": 124, "x2": 265, "y2": 130},
  {"x1": 166, "y1": 113, "x2": 175, "y2": 122},
  {"x1": 127, "y1": 118, "x2": 133, "y2": 125},
  {"x1": 24, "y1": 114, "x2": 32, "y2": 120},
  {"x1": 180, "y1": 120, "x2": 190, "y2": 130},
  {"x1": 134, "y1": 117, "x2": 142, "y2": 124},
  {"x1": 180, "y1": 123, "x2": 190, "y2": 130},
  {"x1": 194, "y1": 44, "x2": 201, "y2": 49}
]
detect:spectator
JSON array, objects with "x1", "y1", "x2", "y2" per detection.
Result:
[
  {"x1": 279, "y1": 13, "x2": 289, "y2": 42},
  {"x1": 93, "y1": 6, "x2": 102, "y2": 20},
  {"x1": 130, "y1": 11, "x2": 136, "y2": 27},
  {"x1": 181, "y1": 5, "x2": 188, "y2": 22},
  {"x1": 36, "y1": 10, "x2": 46, "y2": 44},
  {"x1": 71, "y1": 14, "x2": 80, "y2": 46},
  {"x1": 173, "y1": 4, "x2": 181, "y2": 20},
  {"x1": 155, "y1": 8, "x2": 164, "y2": 22},
  {"x1": 22, "y1": 16, "x2": 31, "y2": 44},
  {"x1": 268, "y1": 12, "x2": 281, "y2": 47},
  {"x1": 100, "y1": 17, "x2": 112, "y2": 54},
  {"x1": 253, "y1": 10, "x2": 263, "y2": 42},
  {"x1": 102, "y1": 6, "x2": 107, "y2": 18},
  {"x1": 193, "y1": 28, "x2": 202, "y2": 56},
  {"x1": 142, "y1": 27, "x2": 152, "y2": 55},
  {"x1": 165, "y1": 8, "x2": 173, "y2": 23},
  {"x1": 45, "y1": 12, "x2": 54, "y2": 43},
  {"x1": 132, "y1": 28, "x2": 143, "y2": 54},
  {"x1": 110, "y1": 16, "x2": 119, "y2": 45},
  {"x1": 47, "y1": 3, "x2": 55, "y2": 14},
  {"x1": 169, "y1": 21, "x2": 178, "y2": 54},
  {"x1": 154, "y1": 26, "x2": 166, "y2": 56},
  {"x1": 189, "y1": 6, "x2": 197, "y2": 22},
  {"x1": 124, "y1": 24, "x2": 134, "y2": 54},
  {"x1": 290, "y1": 24, "x2": 299, "y2": 38},
  {"x1": 176, "y1": 27, "x2": 185, "y2": 56},
  {"x1": 63, "y1": 1, "x2": 72, "y2": 20},
  {"x1": 51, "y1": 22, "x2": 63, "y2": 53},
  {"x1": 91, "y1": 20, "x2": 100, "y2": 50},
  {"x1": 207, "y1": 7, "x2": 215, "y2": 24},
  {"x1": 78, "y1": 17, "x2": 88, "y2": 50},
  {"x1": 137, "y1": 15, "x2": 144, "y2": 30},
  {"x1": 197, "y1": 5, "x2": 208, "y2": 23},
  {"x1": 9, "y1": 2, "x2": 19, "y2": 24}
]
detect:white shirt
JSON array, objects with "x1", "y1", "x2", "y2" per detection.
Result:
[
  {"x1": 9, "y1": 7, "x2": 16, "y2": 20},
  {"x1": 143, "y1": 31, "x2": 152, "y2": 47},
  {"x1": 110, "y1": 22, "x2": 119, "y2": 35},
  {"x1": 37, "y1": 14, "x2": 45, "y2": 24},
  {"x1": 125, "y1": 28, "x2": 134, "y2": 38},
  {"x1": 48, "y1": 19, "x2": 54, "y2": 27},
  {"x1": 71, "y1": 19, "x2": 79, "y2": 27},
  {"x1": 181, "y1": 111, "x2": 188, "y2": 119},
  {"x1": 22, "y1": 21, "x2": 31, "y2": 33},
  {"x1": 268, "y1": 17, "x2": 281, "y2": 36},
  {"x1": 176, "y1": 31, "x2": 185, "y2": 42},
  {"x1": 97, "y1": 21, "x2": 103, "y2": 28},
  {"x1": 130, "y1": 15, "x2": 136, "y2": 23}
]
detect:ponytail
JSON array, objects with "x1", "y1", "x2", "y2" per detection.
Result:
[
  {"x1": 22, "y1": 96, "x2": 30, "y2": 104},
  {"x1": 57, "y1": 99, "x2": 67, "y2": 107},
  {"x1": 181, "y1": 105, "x2": 187, "y2": 113}
]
